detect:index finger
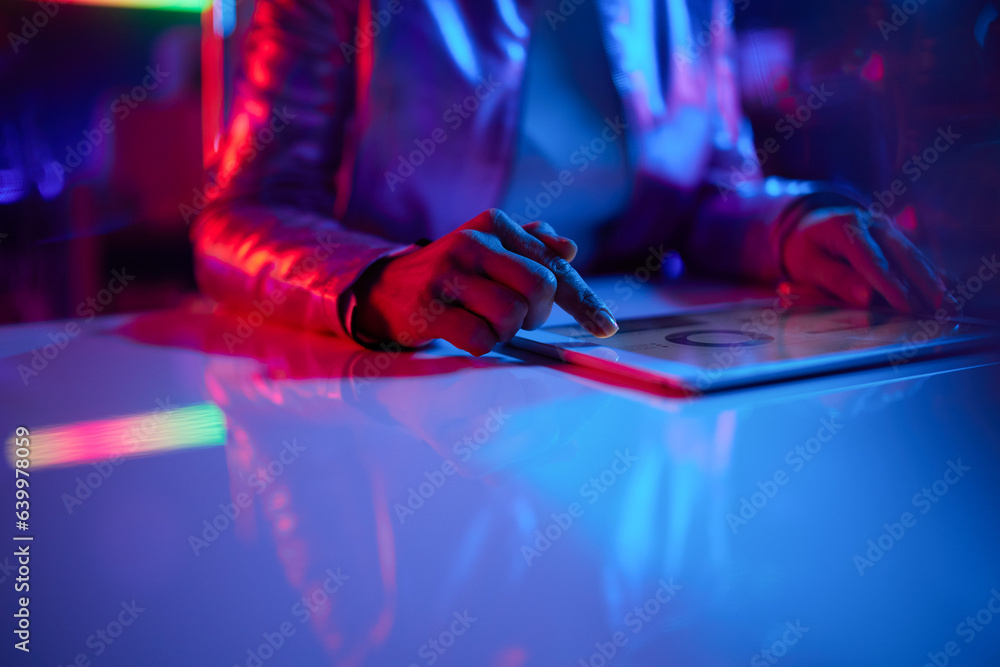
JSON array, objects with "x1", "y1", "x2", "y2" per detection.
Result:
[
  {"x1": 489, "y1": 210, "x2": 618, "y2": 337},
  {"x1": 834, "y1": 214, "x2": 914, "y2": 313},
  {"x1": 872, "y1": 224, "x2": 948, "y2": 312}
]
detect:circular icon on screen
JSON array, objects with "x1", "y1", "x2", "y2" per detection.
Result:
[{"x1": 664, "y1": 329, "x2": 774, "y2": 347}]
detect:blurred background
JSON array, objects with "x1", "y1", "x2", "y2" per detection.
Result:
[{"x1": 1, "y1": 0, "x2": 998, "y2": 324}]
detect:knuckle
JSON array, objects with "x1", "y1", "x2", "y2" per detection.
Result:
[
  {"x1": 583, "y1": 292, "x2": 604, "y2": 314},
  {"x1": 449, "y1": 230, "x2": 487, "y2": 261},
  {"x1": 532, "y1": 267, "x2": 558, "y2": 299},
  {"x1": 543, "y1": 254, "x2": 569, "y2": 276},
  {"x1": 453, "y1": 228, "x2": 480, "y2": 246},
  {"x1": 485, "y1": 208, "x2": 507, "y2": 230},
  {"x1": 533, "y1": 220, "x2": 556, "y2": 235},
  {"x1": 466, "y1": 210, "x2": 496, "y2": 232}
]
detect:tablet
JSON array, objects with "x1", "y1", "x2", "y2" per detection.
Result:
[{"x1": 509, "y1": 303, "x2": 999, "y2": 394}]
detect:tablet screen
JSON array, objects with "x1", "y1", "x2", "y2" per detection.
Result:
[{"x1": 542, "y1": 305, "x2": 992, "y2": 370}]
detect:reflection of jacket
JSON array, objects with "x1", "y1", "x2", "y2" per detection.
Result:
[{"x1": 192, "y1": 0, "x2": 822, "y2": 339}]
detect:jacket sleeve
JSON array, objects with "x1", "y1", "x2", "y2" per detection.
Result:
[
  {"x1": 190, "y1": 0, "x2": 408, "y2": 338},
  {"x1": 685, "y1": 169, "x2": 865, "y2": 283},
  {"x1": 683, "y1": 169, "x2": 804, "y2": 284}
]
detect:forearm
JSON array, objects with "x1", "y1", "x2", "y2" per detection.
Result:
[
  {"x1": 682, "y1": 180, "x2": 865, "y2": 283},
  {"x1": 681, "y1": 181, "x2": 803, "y2": 283},
  {"x1": 192, "y1": 200, "x2": 408, "y2": 338}
]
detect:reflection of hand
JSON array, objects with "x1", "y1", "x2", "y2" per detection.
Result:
[
  {"x1": 781, "y1": 207, "x2": 948, "y2": 313},
  {"x1": 351, "y1": 209, "x2": 618, "y2": 356},
  {"x1": 368, "y1": 367, "x2": 566, "y2": 478}
]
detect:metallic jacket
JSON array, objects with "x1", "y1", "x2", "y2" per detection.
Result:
[{"x1": 191, "y1": 0, "x2": 829, "y2": 339}]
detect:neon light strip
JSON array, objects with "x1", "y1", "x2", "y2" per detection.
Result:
[
  {"x1": 25, "y1": 0, "x2": 209, "y2": 12},
  {"x1": 5, "y1": 403, "x2": 227, "y2": 470}
]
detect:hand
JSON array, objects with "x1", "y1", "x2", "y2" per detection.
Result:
[
  {"x1": 781, "y1": 207, "x2": 949, "y2": 314},
  {"x1": 351, "y1": 209, "x2": 618, "y2": 355}
]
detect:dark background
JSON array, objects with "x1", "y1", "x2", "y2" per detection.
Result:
[{"x1": 1, "y1": 0, "x2": 998, "y2": 323}]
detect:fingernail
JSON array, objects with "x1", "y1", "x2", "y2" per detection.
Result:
[{"x1": 594, "y1": 308, "x2": 618, "y2": 337}]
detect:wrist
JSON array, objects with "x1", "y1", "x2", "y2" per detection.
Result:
[
  {"x1": 348, "y1": 239, "x2": 430, "y2": 344},
  {"x1": 350, "y1": 256, "x2": 395, "y2": 344},
  {"x1": 776, "y1": 194, "x2": 865, "y2": 277}
]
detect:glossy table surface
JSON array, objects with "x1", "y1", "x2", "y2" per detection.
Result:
[{"x1": 2, "y1": 279, "x2": 999, "y2": 667}]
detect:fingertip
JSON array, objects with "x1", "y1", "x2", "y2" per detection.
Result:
[
  {"x1": 590, "y1": 308, "x2": 618, "y2": 338},
  {"x1": 553, "y1": 237, "x2": 578, "y2": 262},
  {"x1": 467, "y1": 342, "x2": 495, "y2": 357},
  {"x1": 531, "y1": 229, "x2": 577, "y2": 262},
  {"x1": 466, "y1": 326, "x2": 500, "y2": 357}
]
